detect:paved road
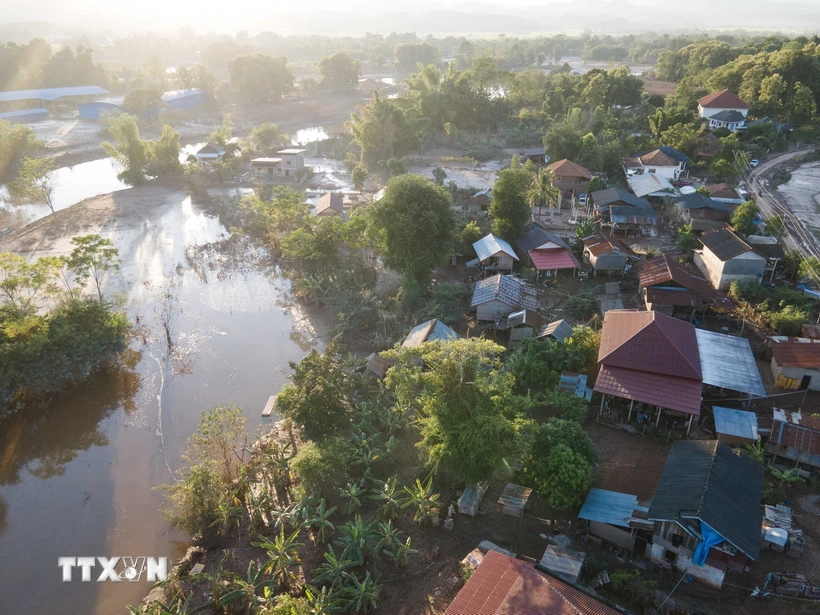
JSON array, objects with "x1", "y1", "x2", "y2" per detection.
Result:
[{"x1": 743, "y1": 147, "x2": 820, "y2": 260}]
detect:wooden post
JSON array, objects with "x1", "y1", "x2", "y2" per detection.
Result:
[
  {"x1": 628, "y1": 400, "x2": 634, "y2": 422},
  {"x1": 599, "y1": 394, "x2": 606, "y2": 419},
  {"x1": 656, "y1": 407, "x2": 662, "y2": 426},
  {"x1": 687, "y1": 414, "x2": 694, "y2": 436}
]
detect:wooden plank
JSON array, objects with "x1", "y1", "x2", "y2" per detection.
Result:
[{"x1": 261, "y1": 395, "x2": 277, "y2": 417}]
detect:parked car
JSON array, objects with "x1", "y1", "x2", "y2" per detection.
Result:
[
  {"x1": 750, "y1": 159, "x2": 760, "y2": 168},
  {"x1": 578, "y1": 193, "x2": 587, "y2": 205}
]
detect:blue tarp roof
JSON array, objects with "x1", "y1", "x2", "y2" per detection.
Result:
[
  {"x1": 0, "y1": 108, "x2": 48, "y2": 119},
  {"x1": 578, "y1": 488, "x2": 645, "y2": 528},
  {"x1": 0, "y1": 86, "x2": 109, "y2": 103},
  {"x1": 162, "y1": 89, "x2": 204, "y2": 101}
]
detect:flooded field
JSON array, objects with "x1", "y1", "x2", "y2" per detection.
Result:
[{"x1": 0, "y1": 188, "x2": 318, "y2": 614}]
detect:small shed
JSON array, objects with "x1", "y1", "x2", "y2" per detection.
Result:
[
  {"x1": 506, "y1": 309, "x2": 543, "y2": 346},
  {"x1": 403, "y1": 318, "x2": 458, "y2": 347},
  {"x1": 195, "y1": 141, "x2": 225, "y2": 161},
  {"x1": 538, "y1": 319, "x2": 574, "y2": 344},
  {"x1": 498, "y1": 483, "x2": 532, "y2": 519},
  {"x1": 364, "y1": 352, "x2": 393, "y2": 379},
  {"x1": 458, "y1": 483, "x2": 489, "y2": 517},
  {"x1": 470, "y1": 233, "x2": 518, "y2": 272},
  {"x1": 317, "y1": 192, "x2": 345, "y2": 217},
  {"x1": 713, "y1": 406, "x2": 759, "y2": 445},
  {"x1": 539, "y1": 545, "x2": 586, "y2": 583}
]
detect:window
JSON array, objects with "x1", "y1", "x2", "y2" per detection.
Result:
[{"x1": 664, "y1": 550, "x2": 677, "y2": 564}]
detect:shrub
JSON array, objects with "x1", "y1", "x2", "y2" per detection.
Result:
[
  {"x1": 290, "y1": 438, "x2": 351, "y2": 498},
  {"x1": 162, "y1": 461, "x2": 225, "y2": 541}
]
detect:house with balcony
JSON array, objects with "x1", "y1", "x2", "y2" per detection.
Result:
[
  {"x1": 546, "y1": 158, "x2": 591, "y2": 200},
  {"x1": 623, "y1": 149, "x2": 684, "y2": 180}
]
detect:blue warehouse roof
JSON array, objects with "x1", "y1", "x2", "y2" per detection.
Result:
[
  {"x1": 0, "y1": 108, "x2": 49, "y2": 122},
  {"x1": 0, "y1": 86, "x2": 109, "y2": 103},
  {"x1": 162, "y1": 88, "x2": 204, "y2": 101}
]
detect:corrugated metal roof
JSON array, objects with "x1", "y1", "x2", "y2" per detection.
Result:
[
  {"x1": 771, "y1": 340, "x2": 820, "y2": 369},
  {"x1": 506, "y1": 309, "x2": 543, "y2": 329},
  {"x1": 547, "y1": 158, "x2": 592, "y2": 179},
  {"x1": 699, "y1": 229, "x2": 757, "y2": 261},
  {"x1": 529, "y1": 248, "x2": 580, "y2": 271},
  {"x1": 402, "y1": 318, "x2": 458, "y2": 347},
  {"x1": 444, "y1": 550, "x2": 619, "y2": 615},
  {"x1": 317, "y1": 192, "x2": 344, "y2": 215},
  {"x1": 627, "y1": 173, "x2": 677, "y2": 198},
  {"x1": 161, "y1": 88, "x2": 203, "y2": 101},
  {"x1": 0, "y1": 85, "x2": 109, "y2": 103},
  {"x1": 582, "y1": 232, "x2": 634, "y2": 257},
  {"x1": 471, "y1": 274, "x2": 539, "y2": 310},
  {"x1": 598, "y1": 310, "x2": 702, "y2": 380},
  {"x1": 539, "y1": 545, "x2": 585, "y2": 582},
  {"x1": 594, "y1": 364, "x2": 703, "y2": 416},
  {"x1": 698, "y1": 89, "x2": 749, "y2": 109},
  {"x1": 713, "y1": 406, "x2": 758, "y2": 440},
  {"x1": 696, "y1": 329, "x2": 766, "y2": 396},
  {"x1": 538, "y1": 319, "x2": 574, "y2": 343},
  {"x1": 0, "y1": 108, "x2": 49, "y2": 119},
  {"x1": 592, "y1": 187, "x2": 650, "y2": 209},
  {"x1": 473, "y1": 233, "x2": 518, "y2": 263},
  {"x1": 579, "y1": 488, "x2": 643, "y2": 528},
  {"x1": 638, "y1": 255, "x2": 715, "y2": 306},
  {"x1": 515, "y1": 224, "x2": 570, "y2": 253},
  {"x1": 706, "y1": 183, "x2": 741, "y2": 200},
  {"x1": 677, "y1": 192, "x2": 732, "y2": 212},
  {"x1": 770, "y1": 409, "x2": 820, "y2": 455},
  {"x1": 638, "y1": 149, "x2": 679, "y2": 167},
  {"x1": 647, "y1": 440, "x2": 764, "y2": 561},
  {"x1": 277, "y1": 148, "x2": 307, "y2": 154}
]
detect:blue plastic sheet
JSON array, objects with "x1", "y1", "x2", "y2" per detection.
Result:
[{"x1": 692, "y1": 522, "x2": 724, "y2": 566}]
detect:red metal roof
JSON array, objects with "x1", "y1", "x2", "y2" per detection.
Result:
[
  {"x1": 698, "y1": 89, "x2": 749, "y2": 109},
  {"x1": 529, "y1": 248, "x2": 580, "y2": 271},
  {"x1": 639, "y1": 149, "x2": 678, "y2": 167},
  {"x1": 594, "y1": 365, "x2": 702, "y2": 416},
  {"x1": 638, "y1": 255, "x2": 715, "y2": 308},
  {"x1": 597, "y1": 310, "x2": 702, "y2": 380},
  {"x1": 772, "y1": 341, "x2": 820, "y2": 369},
  {"x1": 445, "y1": 550, "x2": 618, "y2": 615},
  {"x1": 547, "y1": 158, "x2": 592, "y2": 180}
]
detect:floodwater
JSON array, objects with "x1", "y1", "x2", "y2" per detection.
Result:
[
  {"x1": 0, "y1": 157, "x2": 128, "y2": 232},
  {"x1": 291, "y1": 125, "x2": 330, "y2": 146},
  {"x1": 0, "y1": 192, "x2": 318, "y2": 614}
]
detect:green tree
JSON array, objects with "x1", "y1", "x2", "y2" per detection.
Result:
[
  {"x1": 460, "y1": 220, "x2": 484, "y2": 255},
  {"x1": 229, "y1": 53, "x2": 294, "y2": 104},
  {"x1": 318, "y1": 51, "x2": 361, "y2": 90},
  {"x1": 731, "y1": 200, "x2": 760, "y2": 236},
  {"x1": 186, "y1": 404, "x2": 248, "y2": 481},
  {"x1": 367, "y1": 173, "x2": 456, "y2": 292},
  {"x1": 346, "y1": 93, "x2": 417, "y2": 170},
  {"x1": 489, "y1": 167, "x2": 532, "y2": 241},
  {"x1": 0, "y1": 120, "x2": 42, "y2": 183},
  {"x1": 758, "y1": 73, "x2": 787, "y2": 119},
  {"x1": 790, "y1": 82, "x2": 817, "y2": 125},
  {"x1": 526, "y1": 167, "x2": 560, "y2": 220},
  {"x1": 660, "y1": 123, "x2": 702, "y2": 159},
  {"x1": 352, "y1": 165, "x2": 368, "y2": 193},
  {"x1": 522, "y1": 418, "x2": 597, "y2": 510},
  {"x1": 0, "y1": 251, "x2": 61, "y2": 312},
  {"x1": 395, "y1": 42, "x2": 440, "y2": 72},
  {"x1": 384, "y1": 338, "x2": 532, "y2": 483},
  {"x1": 586, "y1": 176, "x2": 607, "y2": 194},
  {"x1": 162, "y1": 461, "x2": 225, "y2": 540},
  {"x1": 290, "y1": 438, "x2": 351, "y2": 498},
  {"x1": 146, "y1": 125, "x2": 182, "y2": 177},
  {"x1": 208, "y1": 113, "x2": 233, "y2": 146},
  {"x1": 575, "y1": 217, "x2": 598, "y2": 240},
  {"x1": 64, "y1": 234, "x2": 121, "y2": 303},
  {"x1": 101, "y1": 114, "x2": 151, "y2": 185},
  {"x1": 122, "y1": 88, "x2": 164, "y2": 114},
  {"x1": 9, "y1": 157, "x2": 56, "y2": 213},
  {"x1": 432, "y1": 167, "x2": 447, "y2": 186},
  {"x1": 249, "y1": 123, "x2": 289, "y2": 154},
  {"x1": 276, "y1": 341, "x2": 353, "y2": 440},
  {"x1": 677, "y1": 224, "x2": 698, "y2": 253}
]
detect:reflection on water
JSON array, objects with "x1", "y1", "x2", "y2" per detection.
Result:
[
  {"x1": 291, "y1": 126, "x2": 329, "y2": 146},
  {"x1": 0, "y1": 157, "x2": 128, "y2": 232},
  {"x1": 0, "y1": 193, "x2": 318, "y2": 615}
]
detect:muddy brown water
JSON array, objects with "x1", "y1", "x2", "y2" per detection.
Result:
[{"x1": 0, "y1": 192, "x2": 320, "y2": 614}]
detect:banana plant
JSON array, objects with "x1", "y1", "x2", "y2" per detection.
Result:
[
  {"x1": 218, "y1": 560, "x2": 275, "y2": 613},
  {"x1": 399, "y1": 477, "x2": 441, "y2": 527},
  {"x1": 382, "y1": 536, "x2": 417, "y2": 569},
  {"x1": 127, "y1": 596, "x2": 212, "y2": 615},
  {"x1": 334, "y1": 515, "x2": 377, "y2": 565},
  {"x1": 338, "y1": 482, "x2": 364, "y2": 514},
  {"x1": 311, "y1": 545, "x2": 356, "y2": 589},
  {"x1": 367, "y1": 477, "x2": 401, "y2": 521},
  {"x1": 254, "y1": 525, "x2": 304, "y2": 590},
  {"x1": 208, "y1": 498, "x2": 244, "y2": 540},
  {"x1": 306, "y1": 498, "x2": 337, "y2": 545},
  {"x1": 246, "y1": 484, "x2": 271, "y2": 536},
  {"x1": 332, "y1": 571, "x2": 380, "y2": 614}
]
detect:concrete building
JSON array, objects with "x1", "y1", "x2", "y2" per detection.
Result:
[
  {"x1": 770, "y1": 339, "x2": 820, "y2": 391},
  {"x1": 471, "y1": 274, "x2": 539, "y2": 322},
  {"x1": 622, "y1": 149, "x2": 684, "y2": 180},
  {"x1": 698, "y1": 90, "x2": 749, "y2": 131},
  {"x1": 546, "y1": 158, "x2": 591, "y2": 200},
  {"x1": 250, "y1": 149, "x2": 308, "y2": 182},
  {"x1": 646, "y1": 440, "x2": 764, "y2": 588},
  {"x1": 694, "y1": 229, "x2": 766, "y2": 290}
]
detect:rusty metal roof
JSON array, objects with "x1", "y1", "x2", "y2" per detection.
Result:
[
  {"x1": 698, "y1": 89, "x2": 748, "y2": 109},
  {"x1": 547, "y1": 158, "x2": 592, "y2": 179},
  {"x1": 771, "y1": 340, "x2": 820, "y2": 369},
  {"x1": 445, "y1": 550, "x2": 619, "y2": 615}
]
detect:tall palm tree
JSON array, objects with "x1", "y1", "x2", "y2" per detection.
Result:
[{"x1": 526, "y1": 168, "x2": 560, "y2": 222}]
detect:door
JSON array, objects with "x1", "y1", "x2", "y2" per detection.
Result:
[{"x1": 800, "y1": 375, "x2": 812, "y2": 390}]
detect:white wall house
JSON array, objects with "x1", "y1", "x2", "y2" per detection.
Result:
[
  {"x1": 698, "y1": 90, "x2": 749, "y2": 132},
  {"x1": 693, "y1": 229, "x2": 766, "y2": 290},
  {"x1": 622, "y1": 149, "x2": 683, "y2": 180}
]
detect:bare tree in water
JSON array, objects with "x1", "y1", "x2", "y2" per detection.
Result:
[{"x1": 154, "y1": 284, "x2": 180, "y2": 351}]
